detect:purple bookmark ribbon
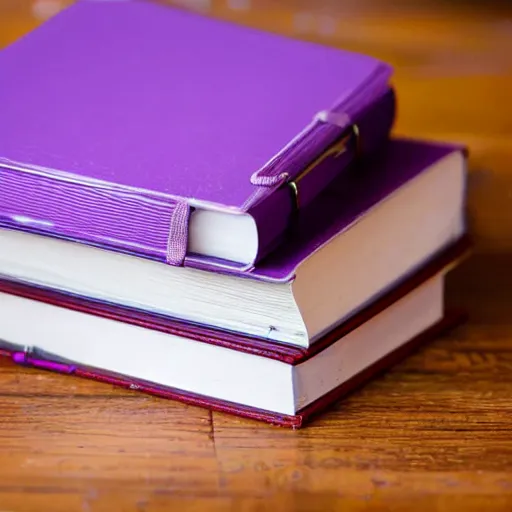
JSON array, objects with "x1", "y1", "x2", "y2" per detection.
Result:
[{"x1": 12, "y1": 351, "x2": 77, "y2": 375}]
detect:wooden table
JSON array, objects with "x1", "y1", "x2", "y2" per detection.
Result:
[{"x1": 1, "y1": 1, "x2": 511, "y2": 510}]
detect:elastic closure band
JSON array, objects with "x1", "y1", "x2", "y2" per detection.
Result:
[
  {"x1": 249, "y1": 108, "x2": 355, "y2": 190},
  {"x1": 166, "y1": 200, "x2": 191, "y2": 266}
]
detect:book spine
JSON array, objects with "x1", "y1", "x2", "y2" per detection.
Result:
[
  {"x1": 0, "y1": 169, "x2": 191, "y2": 266},
  {"x1": 250, "y1": 87, "x2": 397, "y2": 264}
]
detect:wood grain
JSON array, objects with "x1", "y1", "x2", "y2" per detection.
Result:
[{"x1": 1, "y1": 1, "x2": 512, "y2": 510}]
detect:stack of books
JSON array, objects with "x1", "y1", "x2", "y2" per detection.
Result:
[{"x1": 0, "y1": 0, "x2": 469, "y2": 427}]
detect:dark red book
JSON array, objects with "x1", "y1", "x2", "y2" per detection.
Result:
[{"x1": 0, "y1": 237, "x2": 470, "y2": 428}]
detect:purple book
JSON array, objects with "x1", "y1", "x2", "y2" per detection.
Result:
[
  {"x1": 0, "y1": 138, "x2": 468, "y2": 346},
  {"x1": 0, "y1": 0, "x2": 395, "y2": 270}
]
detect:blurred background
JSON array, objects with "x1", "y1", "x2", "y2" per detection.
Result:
[
  {"x1": 2, "y1": 1, "x2": 511, "y2": 145},
  {"x1": 1, "y1": 0, "x2": 511, "y2": 257}
]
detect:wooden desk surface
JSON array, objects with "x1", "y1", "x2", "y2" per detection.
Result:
[{"x1": 1, "y1": 1, "x2": 511, "y2": 510}]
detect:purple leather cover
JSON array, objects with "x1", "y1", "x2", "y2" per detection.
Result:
[
  {"x1": 0, "y1": 311, "x2": 466, "y2": 428},
  {"x1": 0, "y1": 0, "x2": 394, "y2": 269}
]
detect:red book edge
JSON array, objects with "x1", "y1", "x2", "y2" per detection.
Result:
[
  {"x1": 0, "y1": 235, "x2": 471, "y2": 364},
  {"x1": 0, "y1": 309, "x2": 466, "y2": 428}
]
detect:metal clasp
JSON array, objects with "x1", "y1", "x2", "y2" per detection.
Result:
[{"x1": 287, "y1": 124, "x2": 360, "y2": 211}]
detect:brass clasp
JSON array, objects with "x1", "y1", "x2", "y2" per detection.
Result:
[{"x1": 287, "y1": 124, "x2": 360, "y2": 211}]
